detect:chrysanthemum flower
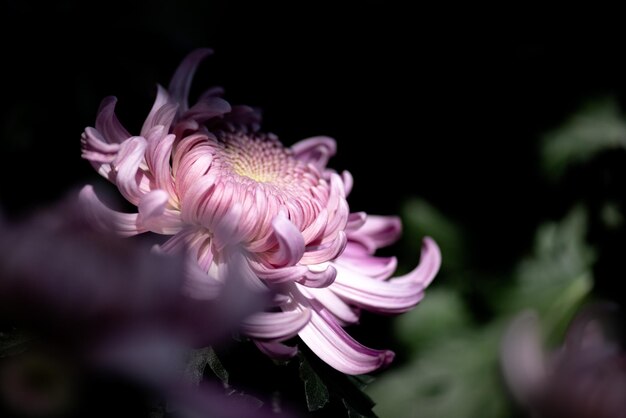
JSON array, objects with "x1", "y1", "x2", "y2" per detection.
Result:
[{"x1": 80, "y1": 49, "x2": 441, "y2": 375}]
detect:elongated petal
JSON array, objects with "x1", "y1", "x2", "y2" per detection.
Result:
[
  {"x1": 183, "y1": 97, "x2": 231, "y2": 123},
  {"x1": 137, "y1": 190, "x2": 183, "y2": 235},
  {"x1": 331, "y1": 264, "x2": 424, "y2": 314},
  {"x1": 298, "y1": 285, "x2": 359, "y2": 325},
  {"x1": 300, "y1": 232, "x2": 347, "y2": 265},
  {"x1": 254, "y1": 341, "x2": 298, "y2": 360},
  {"x1": 335, "y1": 242, "x2": 398, "y2": 280},
  {"x1": 79, "y1": 186, "x2": 142, "y2": 236},
  {"x1": 241, "y1": 309, "x2": 311, "y2": 341},
  {"x1": 291, "y1": 136, "x2": 336, "y2": 169},
  {"x1": 95, "y1": 96, "x2": 132, "y2": 144},
  {"x1": 113, "y1": 136, "x2": 148, "y2": 205},
  {"x1": 297, "y1": 303, "x2": 394, "y2": 375},
  {"x1": 347, "y1": 215, "x2": 402, "y2": 253},
  {"x1": 267, "y1": 214, "x2": 305, "y2": 267},
  {"x1": 141, "y1": 85, "x2": 178, "y2": 136},
  {"x1": 168, "y1": 48, "x2": 213, "y2": 112},
  {"x1": 392, "y1": 237, "x2": 441, "y2": 288}
]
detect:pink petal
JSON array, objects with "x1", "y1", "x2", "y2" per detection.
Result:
[
  {"x1": 345, "y1": 212, "x2": 366, "y2": 231},
  {"x1": 168, "y1": 48, "x2": 213, "y2": 112},
  {"x1": 297, "y1": 302, "x2": 394, "y2": 375},
  {"x1": 335, "y1": 243, "x2": 398, "y2": 280},
  {"x1": 241, "y1": 309, "x2": 312, "y2": 341},
  {"x1": 347, "y1": 215, "x2": 402, "y2": 254},
  {"x1": 79, "y1": 186, "x2": 142, "y2": 236},
  {"x1": 95, "y1": 97, "x2": 131, "y2": 144},
  {"x1": 141, "y1": 85, "x2": 178, "y2": 136},
  {"x1": 291, "y1": 136, "x2": 337, "y2": 169},
  {"x1": 267, "y1": 213, "x2": 305, "y2": 267},
  {"x1": 342, "y1": 171, "x2": 354, "y2": 197},
  {"x1": 254, "y1": 341, "x2": 298, "y2": 360},
  {"x1": 301, "y1": 209, "x2": 329, "y2": 244},
  {"x1": 392, "y1": 237, "x2": 441, "y2": 288},
  {"x1": 112, "y1": 136, "x2": 148, "y2": 205},
  {"x1": 300, "y1": 232, "x2": 347, "y2": 265},
  {"x1": 137, "y1": 190, "x2": 183, "y2": 235},
  {"x1": 145, "y1": 129, "x2": 177, "y2": 199},
  {"x1": 182, "y1": 97, "x2": 231, "y2": 123},
  {"x1": 297, "y1": 285, "x2": 359, "y2": 325},
  {"x1": 330, "y1": 264, "x2": 424, "y2": 314}
]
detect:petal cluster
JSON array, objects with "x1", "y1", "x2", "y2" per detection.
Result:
[{"x1": 81, "y1": 49, "x2": 441, "y2": 374}]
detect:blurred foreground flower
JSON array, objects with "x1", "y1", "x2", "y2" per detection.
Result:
[
  {"x1": 0, "y1": 198, "x2": 280, "y2": 418},
  {"x1": 80, "y1": 49, "x2": 441, "y2": 374},
  {"x1": 502, "y1": 307, "x2": 626, "y2": 418}
]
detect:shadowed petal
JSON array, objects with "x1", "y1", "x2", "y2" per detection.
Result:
[{"x1": 241, "y1": 309, "x2": 312, "y2": 341}]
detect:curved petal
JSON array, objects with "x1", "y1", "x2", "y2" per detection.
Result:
[
  {"x1": 392, "y1": 237, "x2": 441, "y2": 288},
  {"x1": 298, "y1": 285, "x2": 359, "y2": 325},
  {"x1": 291, "y1": 136, "x2": 336, "y2": 170},
  {"x1": 254, "y1": 341, "x2": 298, "y2": 360},
  {"x1": 79, "y1": 186, "x2": 143, "y2": 236},
  {"x1": 183, "y1": 97, "x2": 231, "y2": 123},
  {"x1": 297, "y1": 302, "x2": 394, "y2": 375},
  {"x1": 168, "y1": 48, "x2": 213, "y2": 112},
  {"x1": 112, "y1": 136, "x2": 148, "y2": 205},
  {"x1": 141, "y1": 85, "x2": 178, "y2": 136},
  {"x1": 241, "y1": 309, "x2": 312, "y2": 341},
  {"x1": 335, "y1": 242, "x2": 398, "y2": 280},
  {"x1": 331, "y1": 264, "x2": 424, "y2": 314},
  {"x1": 137, "y1": 190, "x2": 183, "y2": 235},
  {"x1": 266, "y1": 213, "x2": 305, "y2": 267},
  {"x1": 347, "y1": 215, "x2": 402, "y2": 253},
  {"x1": 300, "y1": 232, "x2": 347, "y2": 265},
  {"x1": 342, "y1": 171, "x2": 354, "y2": 197},
  {"x1": 95, "y1": 97, "x2": 132, "y2": 144},
  {"x1": 145, "y1": 129, "x2": 177, "y2": 199}
]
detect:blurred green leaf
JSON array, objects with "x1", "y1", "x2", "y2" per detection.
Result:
[
  {"x1": 368, "y1": 325, "x2": 508, "y2": 418},
  {"x1": 402, "y1": 198, "x2": 467, "y2": 273},
  {"x1": 501, "y1": 206, "x2": 594, "y2": 319},
  {"x1": 395, "y1": 288, "x2": 472, "y2": 351},
  {"x1": 542, "y1": 98, "x2": 626, "y2": 178}
]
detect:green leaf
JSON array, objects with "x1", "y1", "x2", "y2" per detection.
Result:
[
  {"x1": 368, "y1": 325, "x2": 508, "y2": 418},
  {"x1": 501, "y1": 206, "x2": 594, "y2": 317},
  {"x1": 298, "y1": 354, "x2": 329, "y2": 411},
  {"x1": 184, "y1": 347, "x2": 229, "y2": 387},
  {"x1": 542, "y1": 97, "x2": 626, "y2": 179}
]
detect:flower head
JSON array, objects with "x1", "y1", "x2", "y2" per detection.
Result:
[{"x1": 81, "y1": 49, "x2": 441, "y2": 374}]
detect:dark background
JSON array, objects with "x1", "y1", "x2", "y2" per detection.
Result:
[{"x1": 2, "y1": 2, "x2": 626, "y2": 323}]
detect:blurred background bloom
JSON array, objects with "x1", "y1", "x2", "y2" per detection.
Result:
[
  {"x1": 502, "y1": 306, "x2": 626, "y2": 418},
  {"x1": 0, "y1": 197, "x2": 280, "y2": 417}
]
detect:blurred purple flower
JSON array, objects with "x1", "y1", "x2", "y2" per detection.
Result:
[
  {"x1": 80, "y1": 49, "x2": 441, "y2": 374},
  {"x1": 501, "y1": 307, "x2": 626, "y2": 418},
  {"x1": 0, "y1": 198, "x2": 281, "y2": 418}
]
